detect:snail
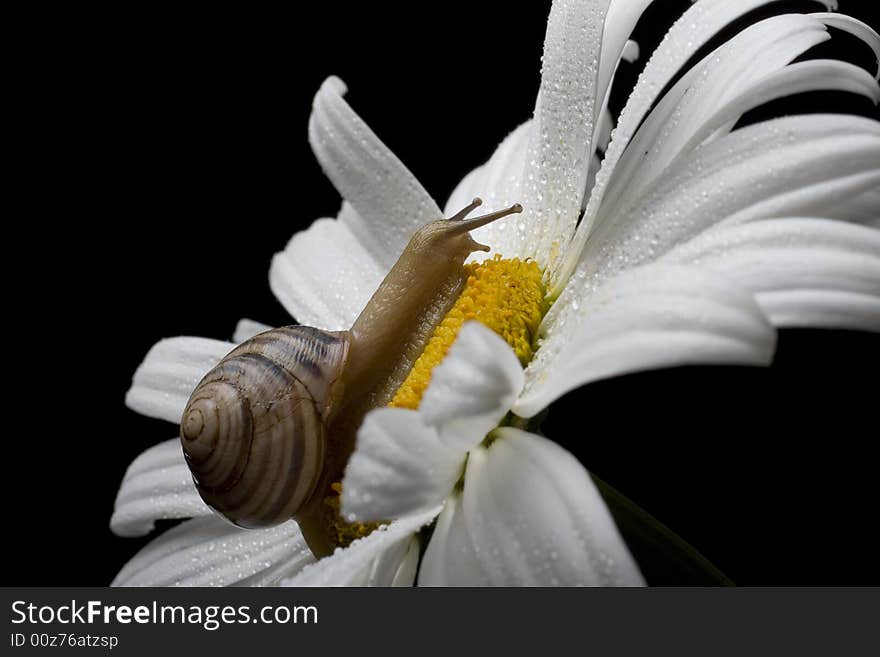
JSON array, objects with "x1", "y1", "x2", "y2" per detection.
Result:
[{"x1": 179, "y1": 197, "x2": 522, "y2": 556}]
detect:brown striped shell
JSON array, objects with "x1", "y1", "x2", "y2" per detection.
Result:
[{"x1": 179, "y1": 326, "x2": 349, "y2": 528}]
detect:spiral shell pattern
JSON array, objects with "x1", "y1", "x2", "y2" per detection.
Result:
[{"x1": 180, "y1": 326, "x2": 349, "y2": 528}]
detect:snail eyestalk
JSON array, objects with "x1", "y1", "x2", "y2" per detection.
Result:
[
  {"x1": 448, "y1": 197, "x2": 483, "y2": 221},
  {"x1": 445, "y1": 203, "x2": 523, "y2": 236}
]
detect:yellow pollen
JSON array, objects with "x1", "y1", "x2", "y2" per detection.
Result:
[
  {"x1": 323, "y1": 482, "x2": 380, "y2": 546},
  {"x1": 391, "y1": 255, "x2": 546, "y2": 410}
]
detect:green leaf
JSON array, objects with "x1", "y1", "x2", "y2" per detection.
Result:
[{"x1": 592, "y1": 474, "x2": 735, "y2": 586}]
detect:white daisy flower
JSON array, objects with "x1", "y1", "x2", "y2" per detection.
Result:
[{"x1": 112, "y1": 0, "x2": 880, "y2": 586}]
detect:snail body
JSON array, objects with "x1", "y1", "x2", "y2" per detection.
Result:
[{"x1": 180, "y1": 199, "x2": 522, "y2": 556}]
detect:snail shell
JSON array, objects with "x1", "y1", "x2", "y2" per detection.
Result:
[{"x1": 180, "y1": 326, "x2": 349, "y2": 528}]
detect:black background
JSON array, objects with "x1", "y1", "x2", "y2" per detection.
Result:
[{"x1": 9, "y1": 1, "x2": 879, "y2": 585}]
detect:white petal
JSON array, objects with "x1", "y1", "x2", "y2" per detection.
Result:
[
  {"x1": 125, "y1": 337, "x2": 233, "y2": 424},
  {"x1": 521, "y1": 0, "x2": 611, "y2": 270},
  {"x1": 597, "y1": 1, "x2": 654, "y2": 119},
  {"x1": 281, "y1": 507, "x2": 441, "y2": 587},
  {"x1": 355, "y1": 535, "x2": 421, "y2": 587},
  {"x1": 517, "y1": 264, "x2": 776, "y2": 417},
  {"x1": 112, "y1": 516, "x2": 313, "y2": 587},
  {"x1": 389, "y1": 536, "x2": 421, "y2": 587},
  {"x1": 621, "y1": 39, "x2": 639, "y2": 64},
  {"x1": 418, "y1": 494, "x2": 488, "y2": 586},
  {"x1": 746, "y1": 290, "x2": 879, "y2": 330},
  {"x1": 232, "y1": 318, "x2": 271, "y2": 343},
  {"x1": 309, "y1": 76, "x2": 442, "y2": 269},
  {"x1": 587, "y1": 1, "x2": 652, "y2": 166},
  {"x1": 445, "y1": 121, "x2": 533, "y2": 262},
  {"x1": 585, "y1": 153, "x2": 602, "y2": 202},
  {"x1": 559, "y1": 0, "x2": 838, "y2": 291},
  {"x1": 575, "y1": 114, "x2": 880, "y2": 290},
  {"x1": 420, "y1": 322, "x2": 524, "y2": 449},
  {"x1": 664, "y1": 218, "x2": 880, "y2": 331},
  {"x1": 595, "y1": 108, "x2": 613, "y2": 155},
  {"x1": 269, "y1": 214, "x2": 384, "y2": 330},
  {"x1": 423, "y1": 429, "x2": 643, "y2": 586},
  {"x1": 833, "y1": 189, "x2": 880, "y2": 226},
  {"x1": 341, "y1": 409, "x2": 464, "y2": 521},
  {"x1": 110, "y1": 439, "x2": 210, "y2": 537}
]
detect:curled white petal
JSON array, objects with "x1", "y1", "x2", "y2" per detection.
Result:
[
  {"x1": 342, "y1": 409, "x2": 464, "y2": 522},
  {"x1": 420, "y1": 321, "x2": 524, "y2": 449},
  {"x1": 811, "y1": 12, "x2": 880, "y2": 79},
  {"x1": 598, "y1": 14, "x2": 834, "y2": 226},
  {"x1": 597, "y1": 1, "x2": 653, "y2": 117}
]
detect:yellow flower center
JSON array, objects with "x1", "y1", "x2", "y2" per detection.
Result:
[
  {"x1": 391, "y1": 255, "x2": 547, "y2": 409},
  {"x1": 326, "y1": 255, "x2": 547, "y2": 547}
]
